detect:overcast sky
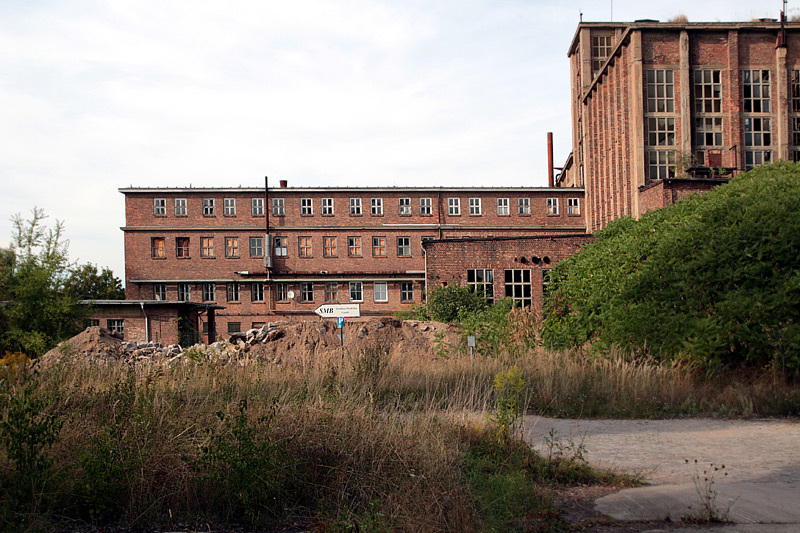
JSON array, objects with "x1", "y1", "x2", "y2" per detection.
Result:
[{"x1": 0, "y1": 0, "x2": 784, "y2": 280}]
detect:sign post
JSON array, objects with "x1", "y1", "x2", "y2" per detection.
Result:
[{"x1": 314, "y1": 305, "x2": 361, "y2": 359}]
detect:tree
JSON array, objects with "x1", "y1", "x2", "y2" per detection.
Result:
[
  {"x1": 542, "y1": 161, "x2": 800, "y2": 375},
  {"x1": 64, "y1": 263, "x2": 125, "y2": 300},
  {"x1": 0, "y1": 208, "x2": 87, "y2": 356}
]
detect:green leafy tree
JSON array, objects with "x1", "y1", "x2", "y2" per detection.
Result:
[
  {"x1": 542, "y1": 161, "x2": 800, "y2": 375},
  {"x1": 64, "y1": 263, "x2": 125, "y2": 300},
  {"x1": 425, "y1": 284, "x2": 488, "y2": 323},
  {"x1": 0, "y1": 208, "x2": 88, "y2": 356}
]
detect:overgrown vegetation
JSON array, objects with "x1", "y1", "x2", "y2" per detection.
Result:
[
  {"x1": 542, "y1": 162, "x2": 800, "y2": 377},
  {"x1": 0, "y1": 208, "x2": 124, "y2": 357}
]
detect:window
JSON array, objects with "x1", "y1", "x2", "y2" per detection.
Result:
[
  {"x1": 397, "y1": 237, "x2": 411, "y2": 257},
  {"x1": 274, "y1": 236, "x2": 288, "y2": 257},
  {"x1": 203, "y1": 198, "x2": 215, "y2": 216},
  {"x1": 348, "y1": 236, "x2": 362, "y2": 257},
  {"x1": 88, "y1": 319, "x2": 100, "y2": 327},
  {"x1": 301, "y1": 198, "x2": 313, "y2": 215},
  {"x1": 567, "y1": 198, "x2": 580, "y2": 215},
  {"x1": 321, "y1": 198, "x2": 334, "y2": 215},
  {"x1": 275, "y1": 283, "x2": 288, "y2": 302},
  {"x1": 323, "y1": 236, "x2": 337, "y2": 257},
  {"x1": 178, "y1": 283, "x2": 191, "y2": 301},
  {"x1": 154, "y1": 198, "x2": 166, "y2": 216},
  {"x1": 504, "y1": 269, "x2": 532, "y2": 308},
  {"x1": 151, "y1": 237, "x2": 165, "y2": 258},
  {"x1": 349, "y1": 281, "x2": 363, "y2": 302},
  {"x1": 227, "y1": 322, "x2": 241, "y2": 334},
  {"x1": 201, "y1": 237, "x2": 214, "y2": 258},
  {"x1": 646, "y1": 69, "x2": 674, "y2": 113},
  {"x1": 225, "y1": 237, "x2": 239, "y2": 257},
  {"x1": 518, "y1": 198, "x2": 530, "y2": 215},
  {"x1": 467, "y1": 269, "x2": 494, "y2": 301},
  {"x1": 399, "y1": 197, "x2": 411, "y2": 215},
  {"x1": 174, "y1": 198, "x2": 187, "y2": 216},
  {"x1": 202, "y1": 283, "x2": 216, "y2": 302},
  {"x1": 647, "y1": 150, "x2": 676, "y2": 180},
  {"x1": 744, "y1": 117, "x2": 772, "y2": 170},
  {"x1": 591, "y1": 33, "x2": 613, "y2": 74},
  {"x1": 793, "y1": 69, "x2": 800, "y2": 112},
  {"x1": 546, "y1": 198, "x2": 559, "y2": 216},
  {"x1": 371, "y1": 198, "x2": 383, "y2": 215},
  {"x1": 447, "y1": 198, "x2": 460, "y2": 215},
  {"x1": 742, "y1": 69, "x2": 770, "y2": 113},
  {"x1": 176, "y1": 237, "x2": 190, "y2": 258},
  {"x1": 325, "y1": 282, "x2": 338, "y2": 302},
  {"x1": 249, "y1": 236, "x2": 263, "y2": 257},
  {"x1": 372, "y1": 236, "x2": 386, "y2": 257},
  {"x1": 694, "y1": 69, "x2": 722, "y2": 113},
  {"x1": 468, "y1": 198, "x2": 481, "y2": 215},
  {"x1": 272, "y1": 198, "x2": 285, "y2": 216},
  {"x1": 374, "y1": 282, "x2": 388, "y2": 302},
  {"x1": 153, "y1": 283, "x2": 167, "y2": 301},
  {"x1": 107, "y1": 319, "x2": 124, "y2": 337},
  {"x1": 298, "y1": 236, "x2": 312, "y2": 257},
  {"x1": 227, "y1": 282, "x2": 240, "y2": 302},
  {"x1": 695, "y1": 117, "x2": 723, "y2": 147},
  {"x1": 251, "y1": 198, "x2": 264, "y2": 216},
  {"x1": 420, "y1": 197, "x2": 432, "y2": 216},
  {"x1": 251, "y1": 283, "x2": 264, "y2": 302},
  {"x1": 223, "y1": 198, "x2": 236, "y2": 216},
  {"x1": 647, "y1": 117, "x2": 675, "y2": 146},
  {"x1": 300, "y1": 282, "x2": 314, "y2": 302},
  {"x1": 350, "y1": 198, "x2": 362, "y2": 215},
  {"x1": 497, "y1": 198, "x2": 509, "y2": 215},
  {"x1": 400, "y1": 282, "x2": 413, "y2": 302}
]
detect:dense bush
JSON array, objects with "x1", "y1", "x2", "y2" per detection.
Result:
[{"x1": 542, "y1": 161, "x2": 800, "y2": 374}]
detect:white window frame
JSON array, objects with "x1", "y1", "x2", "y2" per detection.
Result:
[
  {"x1": 301, "y1": 198, "x2": 313, "y2": 215},
  {"x1": 397, "y1": 236, "x2": 411, "y2": 257},
  {"x1": 203, "y1": 198, "x2": 215, "y2": 216},
  {"x1": 349, "y1": 281, "x2": 363, "y2": 302},
  {"x1": 274, "y1": 236, "x2": 288, "y2": 257},
  {"x1": 249, "y1": 236, "x2": 263, "y2": 257},
  {"x1": 178, "y1": 283, "x2": 191, "y2": 302},
  {"x1": 202, "y1": 282, "x2": 216, "y2": 302},
  {"x1": 227, "y1": 282, "x2": 240, "y2": 302},
  {"x1": 448, "y1": 198, "x2": 460, "y2": 215},
  {"x1": 153, "y1": 283, "x2": 167, "y2": 301},
  {"x1": 468, "y1": 197, "x2": 481, "y2": 215},
  {"x1": 518, "y1": 198, "x2": 530, "y2": 215},
  {"x1": 154, "y1": 198, "x2": 166, "y2": 216},
  {"x1": 567, "y1": 198, "x2": 580, "y2": 215},
  {"x1": 300, "y1": 282, "x2": 314, "y2": 302},
  {"x1": 272, "y1": 198, "x2": 285, "y2": 216},
  {"x1": 223, "y1": 198, "x2": 236, "y2": 216},
  {"x1": 547, "y1": 198, "x2": 559, "y2": 216},
  {"x1": 275, "y1": 282, "x2": 288, "y2": 302},
  {"x1": 400, "y1": 282, "x2": 413, "y2": 302},
  {"x1": 349, "y1": 198, "x2": 362, "y2": 215},
  {"x1": 321, "y1": 198, "x2": 334, "y2": 215},
  {"x1": 174, "y1": 198, "x2": 187, "y2": 216},
  {"x1": 419, "y1": 197, "x2": 432, "y2": 216},
  {"x1": 371, "y1": 197, "x2": 383, "y2": 215},
  {"x1": 251, "y1": 282, "x2": 265, "y2": 302},
  {"x1": 251, "y1": 198, "x2": 264, "y2": 216},
  {"x1": 399, "y1": 197, "x2": 411, "y2": 215},
  {"x1": 497, "y1": 198, "x2": 509, "y2": 216},
  {"x1": 373, "y1": 282, "x2": 388, "y2": 302}
]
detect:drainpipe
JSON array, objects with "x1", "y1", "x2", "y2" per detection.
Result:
[
  {"x1": 547, "y1": 132, "x2": 555, "y2": 187},
  {"x1": 140, "y1": 302, "x2": 149, "y2": 342}
]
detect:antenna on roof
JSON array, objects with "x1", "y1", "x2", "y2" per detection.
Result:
[{"x1": 580, "y1": 10, "x2": 583, "y2": 22}]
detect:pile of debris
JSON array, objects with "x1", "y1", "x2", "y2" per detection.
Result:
[{"x1": 39, "y1": 318, "x2": 460, "y2": 368}]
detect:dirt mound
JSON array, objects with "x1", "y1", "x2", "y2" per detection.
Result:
[{"x1": 40, "y1": 326, "x2": 124, "y2": 365}]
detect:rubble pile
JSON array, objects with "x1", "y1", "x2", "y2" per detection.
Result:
[{"x1": 39, "y1": 318, "x2": 460, "y2": 368}]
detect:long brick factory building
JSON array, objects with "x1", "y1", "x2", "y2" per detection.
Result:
[{"x1": 95, "y1": 15, "x2": 800, "y2": 344}]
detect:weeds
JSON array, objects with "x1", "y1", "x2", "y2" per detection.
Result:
[{"x1": 683, "y1": 460, "x2": 736, "y2": 523}]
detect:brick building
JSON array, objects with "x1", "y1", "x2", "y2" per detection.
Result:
[
  {"x1": 558, "y1": 17, "x2": 799, "y2": 232},
  {"x1": 117, "y1": 183, "x2": 584, "y2": 339}
]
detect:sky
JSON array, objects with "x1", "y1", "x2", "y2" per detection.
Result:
[{"x1": 0, "y1": 0, "x2": 786, "y2": 281}]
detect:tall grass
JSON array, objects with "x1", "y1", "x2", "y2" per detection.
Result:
[{"x1": 0, "y1": 340, "x2": 797, "y2": 530}]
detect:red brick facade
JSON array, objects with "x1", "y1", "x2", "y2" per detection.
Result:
[
  {"x1": 561, "y1": 20, "x2": 800, "y2": 232},
  {"x1": 120, "y1": 186, "x2": 585, "y2": 336}
]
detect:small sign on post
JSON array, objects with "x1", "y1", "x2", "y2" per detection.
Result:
[
  {"x1": 314, "y1": 303, "x2": 361, "y2": 318},
  {"x1": 337, "y1": 317, "x2": 345, "y2": 328},
  {"x1": 467, "y1": 335, "x2": 476, "y2": 359}
]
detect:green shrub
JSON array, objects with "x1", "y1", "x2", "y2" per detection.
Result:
[
  {"x1": 543, "y1": 161, "x2": 800, "y2": 375},
  {"x1": 425, "y1": 284, "x2": 488, "y2": 323}
]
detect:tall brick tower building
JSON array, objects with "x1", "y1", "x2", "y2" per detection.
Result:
[{"x1": 559, "y1": 17, "x2": 798, "y2": 232}]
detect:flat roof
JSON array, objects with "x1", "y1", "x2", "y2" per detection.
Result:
[{"x1": 119, "y1": 186, "x2": 584, "y2": 194}]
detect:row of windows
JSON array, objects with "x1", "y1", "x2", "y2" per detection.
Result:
[
  {"x1": 152, "y1": 235, "x2": 431, "y2": 259},
  {"x1": 465, "y1": 268, "x2": 550, "y2": 308},
  {"x1": 152, "y1": 196, "x2": 579, "y2": 217},
  {"x1": 154, "y1": 281, "x2": 415, "y2": 304}
]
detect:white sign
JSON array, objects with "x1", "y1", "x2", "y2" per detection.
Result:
[{"x1": 314, "y1": 303, "x2": 361, "y2": 318}]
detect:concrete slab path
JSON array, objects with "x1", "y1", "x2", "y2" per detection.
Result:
[{"x1": 523, "y1": 416, "x2": 800, "y2": 530}]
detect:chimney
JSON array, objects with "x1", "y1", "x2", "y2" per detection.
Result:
[
  {"x1": 279, "y1": 180, "x2": 288, "y2": 188},
  {"x1": 547, "y1": 132, "x2": 554, "y2": 187}
]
